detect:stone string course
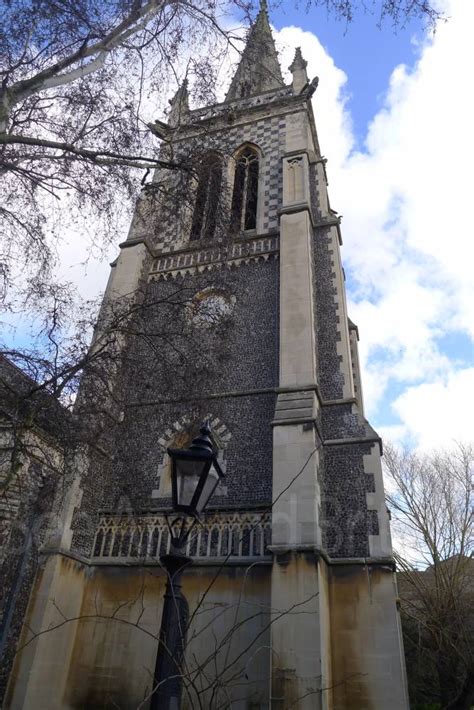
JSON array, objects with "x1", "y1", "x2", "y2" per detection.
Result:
[{"x1": 149, "y1": 235, "x2": 279, "y2": 279}]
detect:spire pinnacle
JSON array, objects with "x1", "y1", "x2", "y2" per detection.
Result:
[
  {"x1": 168, "y1": 78, "x2": 189, "y2": 127},
  {"x1": 225, "y1": 3, "x2": 283, "y2": 101},
  {"x1": 289, "y1": 46, "x2": 309, "y2": 94},
  {"x1": 289, "y1": 47, "x2": 307, "y2": 72}
]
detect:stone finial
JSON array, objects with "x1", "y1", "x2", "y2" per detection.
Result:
[
  {"x1": 289, "y1": 47, "x2": 309, "y2": 94},
  {"x1": 168, "y1": 78, "x2": 190, "y2": 127},
  {"x1": 289, "y1": 47, "x2": 308, "y2": 72}
]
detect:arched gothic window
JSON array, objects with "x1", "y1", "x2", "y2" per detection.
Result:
[
  {"x1": 230, "y1": 146, "x2": 259, "y2": 233},
  {"x1": 190, "y1": 151, "x2": 222, "y2": 241}
]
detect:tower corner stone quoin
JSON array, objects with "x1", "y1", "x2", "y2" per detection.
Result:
[{"x1": 3, "y1": 6, "x2": 409, "y2": 710}]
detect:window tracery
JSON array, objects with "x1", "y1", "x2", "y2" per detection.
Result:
[
  {"x1": 190, "y1": 151, "x2": 223, "y2": 241},
  {"x1": 230, "y1": 146, "x2": 259, "y2": 233}
]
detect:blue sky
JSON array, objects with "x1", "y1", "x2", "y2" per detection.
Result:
[{"x1": 271, "y1": 3, "x2": 426, "y2": 145}]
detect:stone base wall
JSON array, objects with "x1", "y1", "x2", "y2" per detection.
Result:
[
  {"x1": 329, "y1": 563, "x2": 409, "y2": 710},
  {"x1": 6, "y1": 553, "x2": 408, "y2": 710},
  {"x1": 5, "y1": 555, "x2": 272, "y2": 710}
]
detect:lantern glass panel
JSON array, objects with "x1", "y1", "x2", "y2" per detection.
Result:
[
  {"x1": 196, "y1": 463, "x2": 221, "y2": 513},
  {"x1": 176, "y1": 458, "x2": 208, "y2": 509}
]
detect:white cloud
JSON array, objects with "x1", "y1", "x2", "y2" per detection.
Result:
[
  {"x1": 275, "y1": 26, "x2": 354, "y2": 168},
  {"x1": 388, "y1": 368, "x2": 474, "y2": 449},
  {"x1": 275, "y1": 0, "x2": 474, "y2": 449}
]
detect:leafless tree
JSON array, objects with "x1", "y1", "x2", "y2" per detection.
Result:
[
  {"x1": 0, "y1": 0, "x2": 243, "y2": 300},
  {"x1": 0, "y1": 273, "x2": 239, "y2": 699},
  {"x1": 384, "y1": 443, "x2": 474, "y2": 710},
  {"x1": 0, "y1": 0, "x2": 442, "y2": 302}
]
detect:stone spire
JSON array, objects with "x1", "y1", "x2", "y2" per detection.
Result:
[
  {"x1": 167, "y1": 78, "x2": 189, "y2": 127},
  {"x1": 225, "y1": 1, "x2": 284, "y2": 101},
  {"x1": 289, "y1": 46, "x2": 309, "y2": 94}
]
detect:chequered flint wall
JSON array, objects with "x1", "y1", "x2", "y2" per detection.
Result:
[{"x1": 151, "y1": 112, "x2": 287, "y2": 254}]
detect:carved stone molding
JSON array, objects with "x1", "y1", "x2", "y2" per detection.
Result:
[
  {"x1": 148, "y1": 236, "x2": 279, "y2": 280},
  {"x1": 92, "y1": 510, "x2": 271, "y2": 561}
]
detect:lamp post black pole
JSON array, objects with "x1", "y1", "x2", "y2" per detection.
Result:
[
  {"x1": 150, "y1": 549, "x2": 191, "y2": 710},
  {"x1": 149, "y1": 422, "x2": 224, "y2": 710}
]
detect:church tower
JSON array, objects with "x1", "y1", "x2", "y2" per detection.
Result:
[{"x1": 5, "y1": 5, "x2": 409, "y2": 709}]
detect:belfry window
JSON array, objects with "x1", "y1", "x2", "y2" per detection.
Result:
[
  {"x1": 231, "y1": 146, "x2": 259, "y2": 232},
  {"x1": 190, "y1": 152, "x2": 222, "y2": 241}
]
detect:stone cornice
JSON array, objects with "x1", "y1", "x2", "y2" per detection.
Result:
[
  {"x1": 268, "y1": 544, "x2": 396, "y2": 569},
  {"x1": 126, "y1": 383, "x2": 361, "y2": 411},
  {"x1": 278, "y1": 203, "x2": 316, "y2": 227},
  {"x1": 118, "y1": 237, "x2": 154, "y2": 254},
  {"x1": 313, "y1": 215, "x2": 343, "y2": 245},
  {"x1": 39, "y1": 548, "x2": 272, "y2": 568}
]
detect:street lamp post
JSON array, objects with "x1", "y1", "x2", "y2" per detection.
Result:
[{"x1": 150, "y1": 422, "x2": 224, "y2": 710}]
